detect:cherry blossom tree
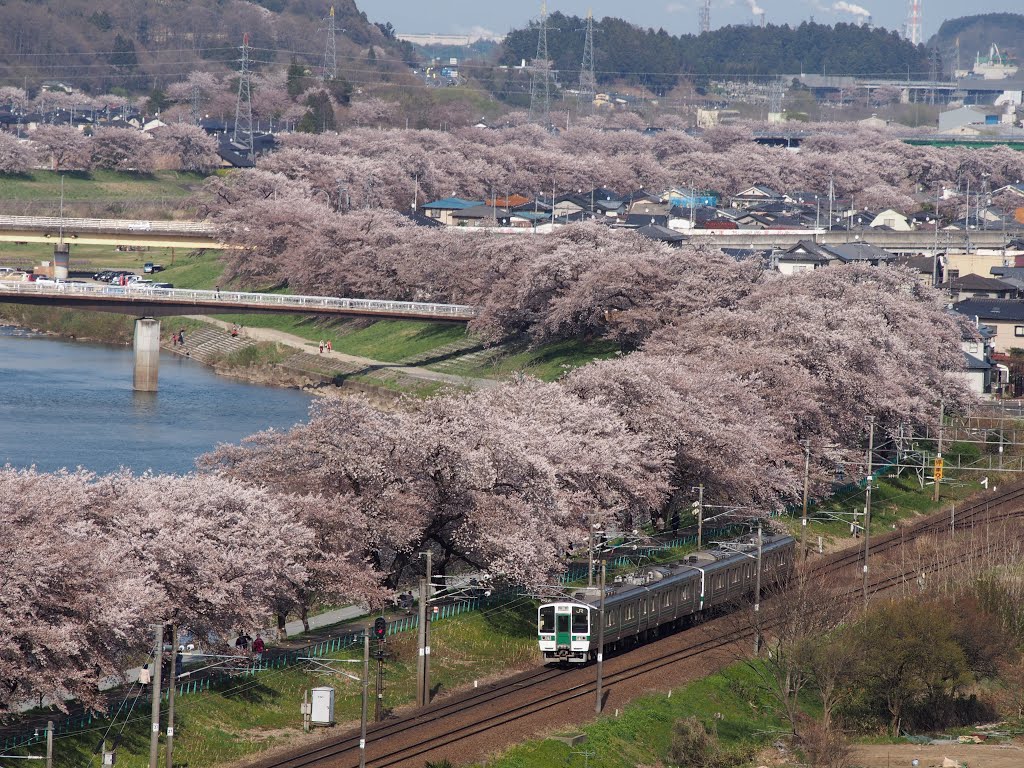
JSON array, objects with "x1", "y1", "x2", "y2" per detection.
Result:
[
  {"x1": 0, "y1": 132, "x2": 37, "y2": 174},
  {"x1": 31, "y1": 125, "x2": 92, "y2": 171},
  {"x1": 151, "y1": 123, "x2": 220, "y2": 173},
  {"x1": 90, "y1": 127, "x2": 155, "y2": 174}
]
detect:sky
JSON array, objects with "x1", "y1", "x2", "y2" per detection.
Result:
[{"x1": 363, "y1": 1, "x2": 1023, "y2": 41}]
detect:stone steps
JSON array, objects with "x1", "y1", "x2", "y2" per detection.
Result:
[{"x1": 163, "y1": 326, "x2": 255, "y2": 365}]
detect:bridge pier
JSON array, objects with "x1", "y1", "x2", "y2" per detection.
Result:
[
  {"x1": 133, "y1": 318, "x2": 160, "y2": 392},
  {"x1": 53, "y1": 243, "x2": 69, "y2": 280}
]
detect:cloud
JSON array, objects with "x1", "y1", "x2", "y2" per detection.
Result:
[
  {"x1": 746, "y1": 0, "x2": 765, "y2": 15},
  {"x1": 832, "y1": 1, "x2": 871, "y2": 18},
  {"x1": 665, "y1": 2, "x2": 689, "y2": 12}
]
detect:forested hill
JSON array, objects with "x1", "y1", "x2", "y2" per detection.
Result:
[
  {"x1": 501, "y1": 15, "x2": 930, "y2": 93},
  {"x1": 929, "y1": 13, "x2": 1024, "y2": 74},
  {"x1": 0, "y1": 0, "x2": 399, "y2": 93}
]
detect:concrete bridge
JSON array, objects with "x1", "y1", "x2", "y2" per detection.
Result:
[{"x1": 0, "y1": 281, "x2": 476, "y2": 392}]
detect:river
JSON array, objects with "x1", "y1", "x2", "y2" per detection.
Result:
[{"x1": 0, "y1": 325, "x2": 313, "y2": 474}]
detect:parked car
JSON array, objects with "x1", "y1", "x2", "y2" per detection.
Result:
[
  {"x1": 143, "y1": 263, "x2": 165, "y2": 274},
  {"x1": 151, "y1": 282, "x2": 174, "y2": 289}
]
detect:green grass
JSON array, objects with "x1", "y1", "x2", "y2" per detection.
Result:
[
  {"x1": 472, "y1": 661, "x2": 787, "y2": 768},
  {"x1": 156, "y1": 251, "x2": 225, "y2": 289},
  {"x1": 19, "y1": 602, "x2": 540, "y2": 768},
  {"x1": 0, "y1": 169, "x2": 204, "y2": 202},
  {"x1": 214, "y1": 342, "x2": 291, "y2": 368},
  {"x1": 429, "y1": 338, "x2": 622, "y2": 382},
  {"x1": 0, "y1": 242, "x2": 208, "y2": 273}
]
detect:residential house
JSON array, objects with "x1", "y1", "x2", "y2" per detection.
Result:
[
  {"x1": 729, "y1": 185, "x2": 784, "y2": 209},
  {"x1": 636, "y1": 223, "x2": 686, "y2": 245},
  {"x1": 958, "y1": 323, "x2": 995, "y2": 395},
  {"x1": 952, "y1": 298, "x2": 1024, "y2": 352},
  {"x1": 938, "y1": 274, "x2": 1019, "y2": 302},
  {"x1": 869, "y1": 209, "x2": 912, "y2": 231},
  {"x1": 420, "y1": 197, "x2": 484, "y2": 226},
  {"x1": 662, "y1": 189, "x2": 718, "y2": 208},
  {"x1": 939, "y1": 104, "x2": 1013, "y2": 133},
  {"x1": 893, "y1": 254, "x2": 942, "y2": 285},
  {"x1": 774, "y1": 241, "x2": 832, "y2": 274},
  {"x1": 824, "y1": 242, "x2": 895, "y2": 265},
  {"x1": 449, "y1": 204, "x2": 512, "y2": 228}
]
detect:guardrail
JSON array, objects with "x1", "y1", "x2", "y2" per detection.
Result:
[
  {"x1": 0, "y1": 214, "x2": 215, "y2": 235},
  {"x1": 0, "y1": 280, "x2": 478, "y2": 320}
]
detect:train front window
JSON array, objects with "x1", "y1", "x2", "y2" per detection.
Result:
[
  {"x1": 539, "y1": 606, "x2": 555, "y2": 633},
  {"x1": 572, "y1": 607, "x2": 589, "y2": 633}
]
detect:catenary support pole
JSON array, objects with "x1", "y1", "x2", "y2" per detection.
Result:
[
  {"x1": 754, "y1": 521, "x2": 763, "y2": 654},
  {"x1": 422, "y1": 550, "x2": 432, "y2": 706},
  {"x1": 45, "y1": 720, "x2": 53, "y2": 768},
  {"x1": 416, "y1": 576, "x2": 426, "y2": 707},
  {"x1": 934, "y1": 400, "x2": 944, "y2": 503},
  {"x1": 165, "y1": 624, "x2": 177, "y2": 768},
  {"x1": 696, "y1": 484, "x2": 704, "y2": 550},
  {"x1": 360, "y1": 630, "x2": 369, "y2": 768},
  {"x1": 801, "y1": 441, "x2": 810, "y2": 560},
  {"x1": 148, "y1": 624, "x2": 164, "y2": 768},
  {"x1": 863, "y1": 416, "x2": 876, "y2": 607},
  {"x1": 595, "y1": 561, "x2": 606, "y2": 714}
]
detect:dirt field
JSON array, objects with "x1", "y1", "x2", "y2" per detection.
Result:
[{"x1": 849, "y1": 742, "x2": 1024, "y2": 768}]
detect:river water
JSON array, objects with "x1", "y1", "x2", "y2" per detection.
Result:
[{"x1": 0, "y1": 325, "x2": 313, "y2": 474}]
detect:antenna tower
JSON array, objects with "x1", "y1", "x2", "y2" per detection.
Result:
[
  {"x1": 699, "y1": 0, "x2": 711, "y2": 34},
  {"x1": 322, "y1": 5, "x2": 338, "y2": 80},
  {"x1": 768, "y1": 78, "x2": 784, "y2": 115},
  {"x1": 190, "y1": 83, "x2": 201, "y2": 125},
  {"x1": 529, "y1": 1, "x2": 553, "y2": 127},
  {"x1": 906, "y1": 0, "x2": 922, "y2": 45},
  {"x1": 578, "y1": 9, "x2": 597, "y2": 113},
  {"x1": 233, "y1": 33, "x2": 254, "y2": 162}
]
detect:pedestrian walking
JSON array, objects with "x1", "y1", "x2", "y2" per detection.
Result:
[
  {"x1": 235, "y1": 631, "x2": 251, "y2": 651},
  {"x1": 318, "y1": 340, "x2": 325, "y2": 354},
  {"x1": 326, "y1": 339, "x2": 332, "y2": 352},
  {"x1": 215, "y1": 285, "x2": 221, "y2": 299},
  {"x1": 252, "y1": 634, "x2": 265, "y2": 662},
  {"x1": 138, "y1": 663, "x2": 151, "y2": 686},
  {"x1": 178, "y1": 329, "x2": 185, "y2": 346}
]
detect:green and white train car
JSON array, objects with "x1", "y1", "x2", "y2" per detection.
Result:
[{"x1": 538, "y1": 533, "x2": 795, "y2": 663}]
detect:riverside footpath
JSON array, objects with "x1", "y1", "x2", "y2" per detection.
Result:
[{"x1": 168, "y1": 316, "x2": 498, "y2": 393}]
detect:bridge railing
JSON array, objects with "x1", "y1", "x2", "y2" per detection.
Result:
[
  {"x1": 0, "y1": 214, "x2": 216, "y2": 235},
  {"x1": 0, "y1": 280, "x2": 479, "y2": 320}
]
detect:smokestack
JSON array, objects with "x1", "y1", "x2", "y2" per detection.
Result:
[{"x1": 760, "y1": 12, "x2": 766, "y2": 27}]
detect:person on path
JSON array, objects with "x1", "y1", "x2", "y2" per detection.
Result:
[
  {"x1": 230, "y1": 324, "x2": 239, "y2": 338},
  {"x1": 318, "y1": 340, "x2": 324, "y2": 354},
  {"x1": 178, "y1": 329, "x2": 185, "y2": 346},
  {"x1": 235, "y1": 632, "x2": 250, "y2": 651},
  {"x1": 138, "y1": 663, "x2": 151, "y2": 686},
  {"x1": 252, "y1": 634, "x2": 265, "y2": 662},
  {"x1": 215, "y1": 285, "x2": 221, "y2": 299},
  {"x1": 326, "y1": 339, "x2": 332, "y2": 352}
]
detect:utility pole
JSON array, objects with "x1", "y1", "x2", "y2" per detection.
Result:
[
  {"x1": 359, "y1": 630, "x2": 369, "y2": 768},
  {"x1": 934, "y1": 400, "x2": 944, "y2": 503},
  {"x1": 932, "y1": 184, "x2": 941, "y2": 287},
  {"x1": 165, "y1": 625, "x2": 178, "y2": 768},
  {"x1": 587, "y1": 523, "x2": 595, "y2": 587},
  {"x1": 45, "y1": 720, "x2": 53, "y2": 768},
  {"x1": 863, "y1": 416, "x2": 875, "y2": 607},
  {"x1": 148, "y1": 624, "x2": 164, "y2": 768},
  {"x1": 594, "y1": 560, "x2": 606, "y2": 714},
  {"x1": 753, "y1": 520, "x2": 763, "y2": 654},
  {"x1": 801, "y1": 441, "x2": 811, "y2": 560}
]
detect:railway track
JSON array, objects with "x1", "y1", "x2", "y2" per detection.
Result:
[{"x1": 249, "y1": 480, "x2": 1024, "y2": 768}]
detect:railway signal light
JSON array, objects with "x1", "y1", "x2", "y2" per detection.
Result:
[{"x1": 373, "y1": 617, "x2": 387, "y2": 640}]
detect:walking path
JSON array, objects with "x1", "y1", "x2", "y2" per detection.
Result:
[{"x1": 196, "y1": 317, "x2": 498, "y2": 391}]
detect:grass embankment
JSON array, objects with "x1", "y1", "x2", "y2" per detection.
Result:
[
  {"x1": 427, "y1": 338, "x2": 622, "y2": 382},
  {"x1": 27, "y1": 601, "x2": 538, "y2": 768},
  {"x1": 0, "y1": 169, "x2": 204, "y2": 218},
  {"x1": 473, "y1": 662, "x2": 785, "y2": 768}
]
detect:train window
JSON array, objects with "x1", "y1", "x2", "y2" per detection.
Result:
[
  {"x1": 607, "y1": 611, "x2": 615, "y2": 628},
  {"x1": 682, "y1": 585, "x2": 689, "y2": 599},
  {"x1": 625, "y1": 605, "x2": 635, "y2": 621},
  {"x1": 662, "y1": 592, "x2": 672, "y2": 607},
  {"x1": 716, "y1": 574, "x2": 725, "y2": 589},
  {"x1": 572, "y1": 607, "x2": 589, "y2": 633},
  {"x1": 731, "y1": 569, "x2": 740, "y2": 585},
  {"x1": 640, "y1": 601, "x2": 647, "y2": 616},
  {"x1": 539, "y1": 606, "x2": 555, "y2": 633}
]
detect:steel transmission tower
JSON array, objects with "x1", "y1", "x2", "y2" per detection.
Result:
[
  {"x1": 322, "y1": 5, "x2": 338, "y2": 81},
  {"x1": 233, "y1": 33, "x2": 254, "y2": 163},
  {"x1": 699, "y1": 0, "x2": 711, "y2": 34},
  {"x1": 529, "y1": 1, "x2": 553, "y2": 127},
  {"x1": 906, "y1": 0, "x2": 922, "y2": 45},
  {"x1": 190, "y1": 83, "x2": 201, "y2": 125},
  {"x1": 578, "y1": 9, "x2": 597, "y2": 113}
]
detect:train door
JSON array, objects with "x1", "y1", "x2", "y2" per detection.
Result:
[{"x1": 556, "y1": 612, "x2": 571, "y2": 648}]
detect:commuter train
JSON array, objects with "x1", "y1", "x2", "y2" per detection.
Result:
[{"x1": 538, "y1": 533, "x2": 795, "y2": 663}]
